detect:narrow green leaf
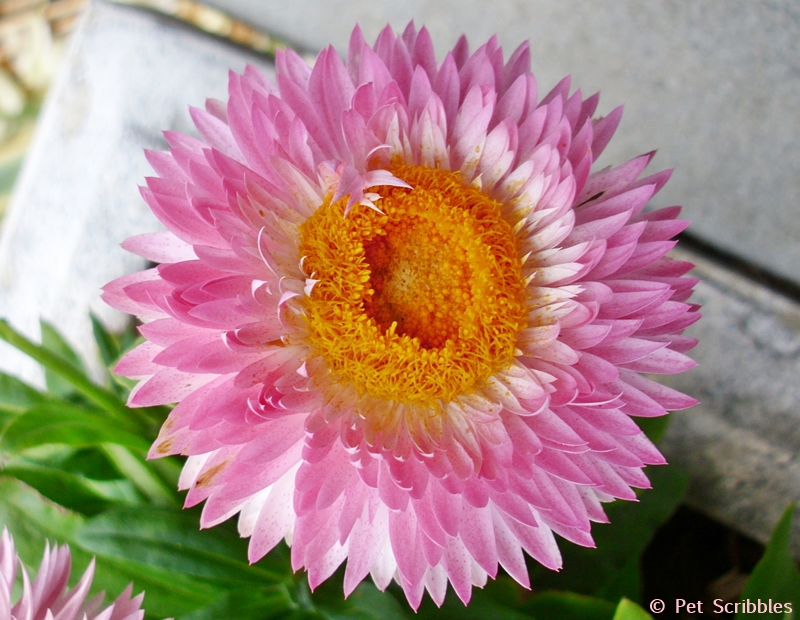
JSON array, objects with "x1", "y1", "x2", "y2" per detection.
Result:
[
  {"x1": 90, "y1": 556, "x2": 227, "y2": 619},
  {"x1": 0, "y1": 477, "x2": 228, "y2": 618},
  {"x1": 111, "y1": 372, "x2": 138, "y2": 394},
  {"x1": 101, "y1": 444, "x2": 179, "y2": 506},
  {"x1": 1, "y1": 402, "x2": 148, "y2": 452},
  {"x1": 307, "y1": 578, "x2": 411, "y2": 620},
  {"x1": 0, "y1": 476, "x2": 84, "y2": 546},
  {"x1": 414, "y1": 576, "x2": 533, "y2": 619},
  {"x1": 58, "y1": 446, "x2": 134, "y2": 480},
  {"x1": 10, "y1": 444, "x2": 148, "y2": 483},
  {"x1": 40, "y1": 320, "x2": 86, "y2": 369},
  {"x1": 612, "y1": 598, "x2": 652, "y2": 620},
  {"x1": 634, "y1": 416, "x2": 670, "y2": 445},
  {"x1": 40, "y1": 320, "x2": 89, "y2": 397},
  {"x1": 180, "y1": 585, "x2": 297, "y2": 620},
  {"x1": 90, "y1": 314, "x2": 141, "y2": 400},
  {"x1": 2, "y1": 455, "x2": 141, "y2": 516},
  {"x1": 146, "y1": 454, "x2": 183, "y2": 494},
  {"x1": 0, "y1": 372, "x2": 47, "y2": 412},
  {"x1": 524, "y1": 591, "x2": 616, "y2": 620},
  {"x1": 117, "y1": 325, "x2": 140, "y2": 355},
  {"x1": 90, "y1": 313, "x2": 121, "y2": 369},
  {"x1": 735, "y1": 504, "x2": 800, "y2": 619},
  {"x1": 0, "y1": 407, "x2": 18, "y2": 430},
  {"x1": 594, "y1": 555, "x2": 641, "y2": 604},
  {"x1": 0, "y1": 319, "x2": 130, "y2": 422},
  {"x1": 76, "y1": 507, "x2": 287, "y2": 585}
]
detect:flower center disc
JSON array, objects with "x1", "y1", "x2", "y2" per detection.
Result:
[{"x1": 300, "y1": 164, "x2": 527, "y2": 406}]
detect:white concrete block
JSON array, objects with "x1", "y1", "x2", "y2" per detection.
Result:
[
  {"x1": 661, "y1": 247, "x2": 800, "y2": 553},
  {"x1": 0, "y1": 0, "x2": 274, "y2": 384}
]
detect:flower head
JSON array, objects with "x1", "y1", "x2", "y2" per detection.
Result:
[
  {"x1": 0, "y1": 528, "x2": 145, "y2": 620},
  {"x1": 103, "y1": 24, "x2": 699, "y2": 607}
]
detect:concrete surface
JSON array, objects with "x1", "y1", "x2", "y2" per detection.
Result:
[
  {"x1": 660, "y1": 247, "x2": 800, "y2": 556},
  {"x1": 0, "y1": 1, "x2": 274, "y2": 384},
  {"x1": 209, "y1": 0, "x2": 800, "y2": 287}
]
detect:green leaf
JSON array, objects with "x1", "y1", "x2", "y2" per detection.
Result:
[
  {"x1": 0, "y1": 476, "x2": 84, "y2": 549},
  {"x1": 90, "y1": 313, "x2": 122, "y2": 369},
  {"x1": 76, "y1": 507, "x2": 287, "y2": 586},
  {"x1": 0, "y1": 374, "x2": 48, "y2": 432},
  {"x1": 146, "y1": 453, "x2": 183, "y2": 494},
  {"x1": 0, "y1": 372, "x2": 47, "y2": 413},
  {"x1": 180, "y1": 585, "x2": 297, "y2": 620},
  {"x1": 525, "y1": 590, "x2": 617, "y2": 620},
  {"x1": 89, "y1": 312, "x2": 139, "y2": 369},
  {"x1": 414, "y1": 575, "x2": 533, "y2": 620},
  {"x1": 90, "y1": 314, "x2": 141, "y2": 399},
  {"x1": 634, "y1": 416, "x2": 670, "y2": 445},
  {"x1": 594, "y1": 556, "x2": 641, "y2": 604},
  {"x1": 0, "y1": 477, "x2": 228, "y2": 618},
  {"x1": 58, "y1": 446, "x2": 135, "y2": 480},
  {"x1": 735, "y1": 503, "x2": 800, "y2": 619},
  {"x1": 612, "y1": 598, "x2": 652, "y2": 620},
  {"x1": 0, "y1": 319, "x2": 130, "y2": 423},
  {"x1": 412, "y1": 573, "x2": 618, "y2": 620},
  {"x1": 100, "y1": 444, "x2": 179, "y2": 506},
  {"x1": 111, "y1": 371, "x2": 138, "y2": 394},
  {"x1": 306, "y1": 578, "x2": 411, "y2": 620},
  {"x1": 0, "y1": 401, "x2": 176, "y2": 508},
  {"x1": 40, "y1": 319, "x2": 89, "y2": 397},
  {"x1": 2, "y1": 454, "x2": 142, "y2": 516},
  {"x1": 527, "y1": 464, "x2": 689, "y2": 602},
  {"x1": 1, "y1": 402, "x2": 148, "y2": 452}
]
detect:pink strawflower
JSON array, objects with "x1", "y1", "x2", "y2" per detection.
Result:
[
  {"x1": 103, "y1": 24, "x2": 699, "y2": 607},
  {"x1": 0, "y1": 528, "x2": 145, "y2": 620}
]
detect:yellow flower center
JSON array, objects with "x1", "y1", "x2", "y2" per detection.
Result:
[{"x1": 299, "y1": 164, "x2": 527, "y2": 407}]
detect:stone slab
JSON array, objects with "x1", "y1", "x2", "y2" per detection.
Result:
[
  {"x1": 660, "y1": 247, "x2": 800, "y2": 555},
  {"x1": 208, "y1": 0, "x2": 800, "y2": 287},
  {"x1": 0, "y1": 0, "x2": 274, "y2": 384}
]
